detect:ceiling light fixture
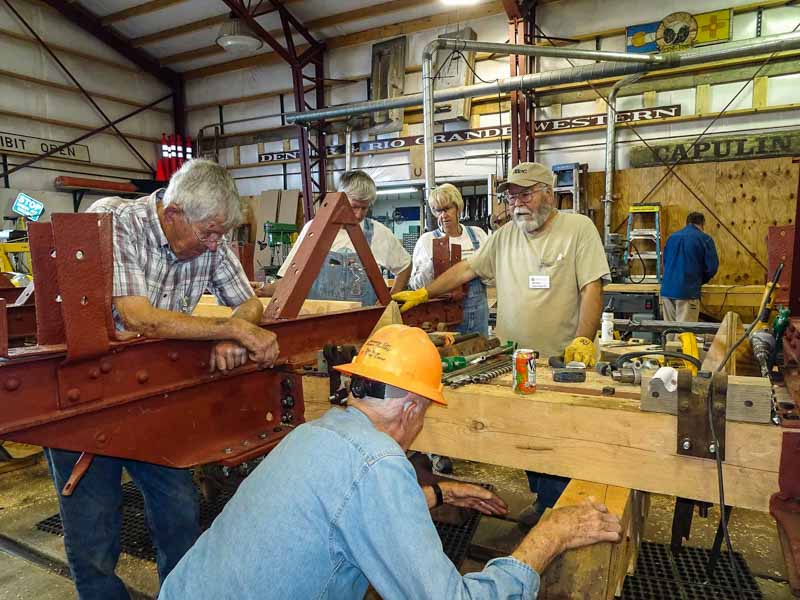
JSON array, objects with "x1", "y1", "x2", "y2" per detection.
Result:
[
  {"x1": 216, "y1": 17, "x2": 263, "y2": 54},
  {"x1": 376, "y1": 187, "x2": 419, "y2": 195}
]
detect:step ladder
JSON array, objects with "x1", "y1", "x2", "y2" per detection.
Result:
[
  {"x1": 624, "y1": 204, "x2": 662, "y2": 283},
  {"x1": 552, "y1": 162, "x2": 588, "y2": 215}
]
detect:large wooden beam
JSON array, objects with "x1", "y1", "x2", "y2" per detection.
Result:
[
  {"x1": 302, "y1": 375, "x2": 780, "y2": 512},
  {"x1": 100, "y1": 0, "x2": 188, "y2": 25}
]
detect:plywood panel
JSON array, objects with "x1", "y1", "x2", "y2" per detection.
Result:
[{"x1": 588, "y1": 157, "x2": 797, "y2": 287}]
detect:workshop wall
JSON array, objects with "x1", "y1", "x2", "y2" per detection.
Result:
[
  {"x1": 0, "y1": 0, "x2": 172, "y2": 202},
  {"x1": 586, "y1": 157, "x2": 798, "y2": 285},
  {"x1": 184, "y1": 0, "x2": 800, "y2": 208}
]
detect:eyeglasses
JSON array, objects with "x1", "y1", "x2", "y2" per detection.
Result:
[
  {"x1": 431, "y1": 204, "x2": 458, "y2": 216},
  {"x1": 189, "y1": 221, "x2": 227, "y2": 245},
  {"x1": 505, "y1": 185, "x2": 549, "y2": 204}
]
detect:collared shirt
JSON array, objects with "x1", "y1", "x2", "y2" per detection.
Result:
[
  {"x1": 661, "y1": 224, "x2": 719, "y2": 300},
  {"x1": 159, "y1": 407, "x2": 539, "y2": 600},
  {"x1": 277, "y1": 218, "x2": 411, "y2": 277},
  {"x1": 88, "y1": 191, "x2": 253, "y2": 328}
]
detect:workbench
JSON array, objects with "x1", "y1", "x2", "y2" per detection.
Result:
[{"x1": 302, "y1": 367, "x2": 779, "y2": 513}]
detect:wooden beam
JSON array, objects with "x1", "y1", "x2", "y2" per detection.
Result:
[
  {"x1": 130, "y1": 0, "x2": 304, "y2": 47},
  {"x1": 301, "y1": 375, "x2": 781, "y2": 511},
  {"x1": 184, "y1": 1, "x2": 504, "y2": 79},
  {"x1": 161, "y1": 44, "x2": 224, "y2": 65},
  {"x1": 0, "y1": 68, "x2": 172, "y2": 114},
  {"x1": 38, "y1": 0, "x2": 180, "y2": 87},
  {"x1": 695, "y1": 83, "x2": 711, "y2": 115},
  {"x1": 753, "y1": 76, "x2": 769, "y2": 109},
  {"x1": 0, "y1": 27, "x2": 140, "y2": 74},
  {"x1": 0, "y1": 108, "x2": 161, "y2": 144},
  {"x1": 101, "y1": 0, "x2": 188, "y2": 25}
]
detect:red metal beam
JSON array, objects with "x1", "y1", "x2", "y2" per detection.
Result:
[{"x1": 501, "y1": 0, "x2": 522, "y2": 19}]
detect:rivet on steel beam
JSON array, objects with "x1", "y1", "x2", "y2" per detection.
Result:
[
  {"x1": 199, "y1": 361, "x2": 207, "y2": 369},
  {"x1": 75, "y1": 250, "x2": 85, "y2": 260},
  {"x1": 223, "y1": 447, "x2": 233, "y2": 454},
  {"x1": 49, "y1": 249, "x2": 56, "y2": 258},
  {"x1": 67, "y1": 388, "x2": 81, "y2": 402},
  {"x1": 80, "y1": 296, "x2": 89, "y2": 306},
  {"x1": 55, "y1": 295, "x2": 62, "y2": 303},
  {"x1": 95, "y1": 432, "x2": 107, "y2": 445},
  {"x1": 168, "y1": 352, "x2": 179, "y2": 361},
  {"x1": 3, "y1": 378, "x2": 20, "y2": 391},
  {"x1": 100, "y1": 360, "x2": 112, "y2": 374},
  {"x1": 136, "y1": 370, "x2": 149, "y2": 384},
  {"x1": 265, "y1": 411, "x2": 274, "y2": 422},
  {"x1": 89, "y1": 368, "x2": 100, "y2": 379},
  {"x1": 241, "y1": 440, "x2": 250, "y2": 447},
  {"x1": 258, "y1": 432, "x2": 268, "y2": 439}
]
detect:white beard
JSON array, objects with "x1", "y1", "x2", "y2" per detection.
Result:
[{"x1": 513, "y1": 205, "x2": 553, "y2": 234}]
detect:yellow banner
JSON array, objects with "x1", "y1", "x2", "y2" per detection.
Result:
[{"x1": 694, "y1": 8, "x2": 732, "y2": 45}]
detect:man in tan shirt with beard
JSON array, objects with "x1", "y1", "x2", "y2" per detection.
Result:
[{"x1": 393, "y1": 162, "x2": 610, "y2": 527}]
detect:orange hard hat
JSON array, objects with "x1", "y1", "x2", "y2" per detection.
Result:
[{"x1": 334, "y1": 324, "x2": 446, "y2": 405}]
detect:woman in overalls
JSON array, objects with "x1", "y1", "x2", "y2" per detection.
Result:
[{"x1": 410, "y1": 183, "x2": 490, "y2": 335}]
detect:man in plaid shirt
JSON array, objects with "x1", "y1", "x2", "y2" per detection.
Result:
[{"x1": 45, "y1": 159, "x2": 279, "y2": 600}]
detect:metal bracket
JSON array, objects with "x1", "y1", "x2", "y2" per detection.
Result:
[{"x1": 676, "y1": 370, "x2": 727, "y2": 461}]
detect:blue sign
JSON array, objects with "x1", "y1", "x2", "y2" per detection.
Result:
[
  {"x1": 626, "y1": 21, "x2": 660, "y2": 54},
  {"x1": 11, "y1": 192, "x2": 45, "y2": 221}
]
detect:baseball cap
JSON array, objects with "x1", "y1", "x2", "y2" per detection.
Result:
[{"x1": 497, "y1": 162, "x2": 555, "y2": 192}]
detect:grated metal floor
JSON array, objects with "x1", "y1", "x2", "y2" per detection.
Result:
[
  {"x1": 37, "y1": 479, "x2": 484, "y2": 568},
  {"x1": 621, "y1": 541, "x2": 763, "y2": 600}
]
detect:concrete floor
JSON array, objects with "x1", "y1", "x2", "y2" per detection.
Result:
[{"x1": 0, "y1": 457, "x2": 791, "y2": 599}]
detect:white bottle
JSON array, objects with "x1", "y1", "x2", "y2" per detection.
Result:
[{"x1": 601, "y1": 312, "x2": 615, "y2": 344}]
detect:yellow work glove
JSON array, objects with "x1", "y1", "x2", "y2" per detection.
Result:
[
  {"x1": 391, "y1": 288, "x2": 429, "y2": 313},
  {"x1": 564, "y1": 336, "x2": 596, "y2": 367}
]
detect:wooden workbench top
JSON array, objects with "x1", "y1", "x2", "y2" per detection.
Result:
[{"x1": 302, "y1": 368, "x2": 781, "y2": 513}]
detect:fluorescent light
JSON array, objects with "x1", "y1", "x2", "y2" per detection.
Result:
[{"x1": 376, "y1": 187, "x2": 419, "y2": 195}]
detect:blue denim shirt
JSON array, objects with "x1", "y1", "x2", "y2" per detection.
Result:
[
  {"x1": 661, "y1": 224, "x2": 719, "y2": 299},
  {"x1": 159, "y1": 407, "x2": 539, "y2": 599}
]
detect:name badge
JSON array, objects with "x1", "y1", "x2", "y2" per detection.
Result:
[{"x1": 529, "y1": 275, "x2": 550, "y2": 289}]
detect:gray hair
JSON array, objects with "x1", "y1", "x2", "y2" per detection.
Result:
[
  {"x1": 428, "y1": 183, "x2": 464, "y2": 213},
  {"x1": 163, "y1": 158, "x2": 242, "y2": 230},
  {"x1": 338, "y1": 170, "x2": 377, "y2": 204}
]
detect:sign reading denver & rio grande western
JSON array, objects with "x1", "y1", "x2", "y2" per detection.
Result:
[
  {"x1": 258, "y1": 105, "x2": 681, "y2": 163},
  {"x1": 629, "y1": 130, "x2": 800, "y2": 168},
  {"x1": 0, "y1": 131, "x2": 91, "y2": 163}
]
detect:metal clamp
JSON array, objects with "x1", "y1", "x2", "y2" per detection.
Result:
[{"x1": 676, "y1": 370, "x2": 727, "y2": 460}]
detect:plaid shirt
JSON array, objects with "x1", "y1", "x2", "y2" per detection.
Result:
[{"x1": 88, "y1": 191, "x2": 253, "y2": 329}]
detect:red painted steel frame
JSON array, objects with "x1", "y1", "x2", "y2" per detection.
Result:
[{"x1": 0, "y1": 206, "x2": 460, "y2": 470}]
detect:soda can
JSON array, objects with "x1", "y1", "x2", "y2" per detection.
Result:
[{"x1": 512, "y1": 349, "x2": 537, "y2": 394}]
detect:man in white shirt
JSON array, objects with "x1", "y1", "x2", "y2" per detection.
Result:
[{"x1": 262, "y1": 171, "x2": 411, "y2": 304}]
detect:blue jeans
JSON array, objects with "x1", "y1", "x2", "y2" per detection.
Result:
[
  {"x1": 45, "y1": 449, "x2": 200, "y2": 600},
  {"x1": 456, "y1": 278, "x2": 489, "y2": 336},
  {"x1": 526, "y1": 471, "x2": 570, "y2": 508}
]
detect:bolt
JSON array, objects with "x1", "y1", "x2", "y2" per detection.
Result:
[
  {"x1": 99, "y1": 361, "x2": 112, "y2": 374},
  {"x1": 3, "y1": 378, "x2": 20, "y2": 391},
  {"x1": 679, "y1": 400, "x2": 690, "y2": 412},
  {"x1": 221, "y1": 466, "x2": 230, "y2": 477},
  {"x1": 602, "y1": 386, "x2": 616, "y2": 396},
  {"x1": 681, "y1": 439, "x2": 692, "y2": 451},
  {"x1": 66, "y1": 388, "x2": 81, "y2": 402},
  {"x1": 168, "y1": 352, "x2": 179, "y2": 361},
  {"x1": 708, "y1": 442, "x2": 717, "y2": 454},
  {"x1": 223, "y1": 447, "x2": 232, "y2": 455},
  {"x1": 281, "y1": 395, "x2": 295, "y2": 409},
  {"x1": 241, "y1": 440, "x2": 250, "y2": 447},
  {"x1": 89, "y1": 368, "x2": 100, "y2": 379},
  {"x1": 95, "y1": 432, "x2": 107, "y2": 445},
  {"x1": 282, "y1": 378, "x2": 294, "y2": 390},
  {"x1": 258, "y1": 432, "x2": 268, "y2": 439},
  {"x1": 136, "y1": 370, "x2": 149, "y2": 384}
]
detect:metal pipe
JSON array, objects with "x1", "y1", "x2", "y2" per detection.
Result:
[
  {"x1": 287, "y1": 32, "x2": 800, "y2": 125},
  {"x1": 434, "y1": 38, "x2": 664, "y2": 64},
  {"x1": 345, "y1": 127, "x2": 352, "y2": 172},
  {"x1": 421, "y1": 41, "x2": 439, "y2": 231},
  {"x1": 603, "y1": 73, "x2": 643, "y2": 243}
]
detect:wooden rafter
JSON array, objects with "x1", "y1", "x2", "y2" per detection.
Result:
[
  {"x1": 159, "y1": 0, "x2": 435, "y2": 65},
  {"x1": 183, "y1": 1, "x2": 503, "y2": 79},
  {"x1": 100, "y1": 0, "x2": 189, "y2": 25}
]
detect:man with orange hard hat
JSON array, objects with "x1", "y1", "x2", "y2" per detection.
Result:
[{"x1": 159, "y1": 325, "x2": 620, "y2": 600}]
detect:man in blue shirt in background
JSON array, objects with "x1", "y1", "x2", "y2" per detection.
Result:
[{"x1": 660, "y1": 212, "x2": 719, "y2": 323}]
